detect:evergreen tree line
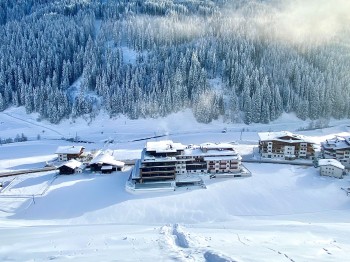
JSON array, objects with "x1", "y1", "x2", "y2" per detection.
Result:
[
  {"x1": 0, "y1": 133, "x2": 27, "y2": 145},
  {"x1": 0, "y1": 0, "x2": 349, "y2": 124}
]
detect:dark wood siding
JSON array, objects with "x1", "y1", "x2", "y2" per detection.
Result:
[{"x1": 59, "y1": 165, "x2": 75, "y2": 175}]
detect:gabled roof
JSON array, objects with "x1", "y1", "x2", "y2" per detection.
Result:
[
  {"x1": 55, "y1": 146, "x2": 84, "y2": 154},
  {"x1": 258, "y1": 131, "x2": 314, "y2": 143},
  {"x1": 60, "y1": 159, "x2": 84, "y2": 169},
  {"x1": 90, "y1": 151, "x2": 124, "y2": 167},
  {"x1": 318, "y1": 159, "x2": 344, "y2": 169},
  {"x1": 321, "y1": 136, "x2": 350, "y2": 150}
]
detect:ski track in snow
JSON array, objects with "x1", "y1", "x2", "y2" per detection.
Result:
[{"x1": 2, "y1": 112, "x2": 64, "y2": 137}]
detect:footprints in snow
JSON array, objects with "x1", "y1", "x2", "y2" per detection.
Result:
[
  {"x1": 203, "y1": 251, "x2": 237, "y2": 262},
  {"x1": 161, "y1": 224, "x2": 236, "y2": 262},
  {"x1": 323, "y1": 248, "x2": 332, "y2": 255},
  {"x1": 172, "y1": 224, "x2": 190, "y2": 249},
  {"x1": 267, "y1": 247, "x2": 295, "y2": 262}
]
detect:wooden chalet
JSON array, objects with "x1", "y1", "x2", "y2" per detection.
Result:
[
  {"x1": 258, "y1": 131, "x2": 315, "y2": 160},
  {"x1": 321, "y1": 136, "x2": 350, "y2": 168},
  {"x1": 59, "y1": 159, "x2": 84, "y2": 175},
  {"x1": 55, "y1": 145, "x2": 85, "y2": 162},
  {"x1": 89, "y1": 151, "x2": 125, "y2": 173}
]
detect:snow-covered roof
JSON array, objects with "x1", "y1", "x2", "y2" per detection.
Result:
[
  {"x1": 142, "y1": 154, "x2": 177, "y2": 162},
  {"x1": 199, "y1": 142, "x2": 235, "y2": 150},
  {"x1": 90, "y1": 152, "x2": 125, "y2": 167},
  {"x1": 183, "y1": 142, "x2": 237, "y2": 157},
  {"x1": 345, "y1": 136, "x2": 350, "y2": 144},
  {"x1": 142, "y1": 140, "x2": 240, "y2": 161},
  {"x1": 258, "y1": 131, "x2": 314, "y2": 143},
  {"x1": 55, "y1": 146, "x2": 84, "y2": 154},
  {"x1": 318, "y1": 159, "x2": 344, "y2": 169},
  {"x1": 321, "y1": 136, "x2": 350, "y2": 150},
  {"x1": 60, "y1": 159, "x2": 84, "y2": 169},
  {"x1": 184, "y1": 147, "x2": 237, "y2": 157},
  {"x1": 146, "y1": 140, "x2": 186, "y2": 153}
]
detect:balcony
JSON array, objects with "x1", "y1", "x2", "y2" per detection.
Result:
[
  {"x1": 141, "y1": 173, "x2": 175, "y2": 178},
  {"x1": 141, "y1": 170, "x2": 175, "y2": 175}
]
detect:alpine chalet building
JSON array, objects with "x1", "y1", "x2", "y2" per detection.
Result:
[
  {"x1": 258, "y1": 131, "x2": 315, "y2": 160},
  {"x1": 318, "y1": 159, "x2": 345, "y2": 178},
  {"x1": 55, "y1": 145, "x2": 85, "y2": 162},
  {"x1": 321, "y1": 136, "x2": 350, "y2": 168}
]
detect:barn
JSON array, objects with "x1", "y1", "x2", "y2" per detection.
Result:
[
  {"x1": 59, "y1": 159, "x2": 84, "y2": 175},
  {"x1": 89, "y1": 151, "x2": 125, "y2": 173}
]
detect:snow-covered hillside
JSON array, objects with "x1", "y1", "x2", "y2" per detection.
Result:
[{"x1": 0, "y1": 108, "x2": 350, "y2": 261}]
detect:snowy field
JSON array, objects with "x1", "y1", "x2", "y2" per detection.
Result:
[{"x1": 0, "y1": 107, "x2": 350, "y2": 261}]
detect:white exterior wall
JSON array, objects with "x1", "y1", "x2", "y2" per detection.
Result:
[
  {"x1": 299, "y1": 143, "x2": 307, "y2": 157},
  {"x1": 59, "y1": 154, "x2": 68, "y2": 162},
  {"x1": 320, "y1": 165, "x2": 344, "y2": 178},
  {"x1": 175, "y1": 161, "x2": 187, "y2": 174},
  {"x1": 267, "y1": 142, "x2": 273, "y2": 155},
  {"x1": 284, "y1": 145, "x2": 295, "y2": 156},
  {"x1": 262, "y1": 153, "x2": 284, "y2": 159}
]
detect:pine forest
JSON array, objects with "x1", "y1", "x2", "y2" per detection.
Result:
[{"x1": 0, "y1": 0, "x2": 349, "y2": 124}]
